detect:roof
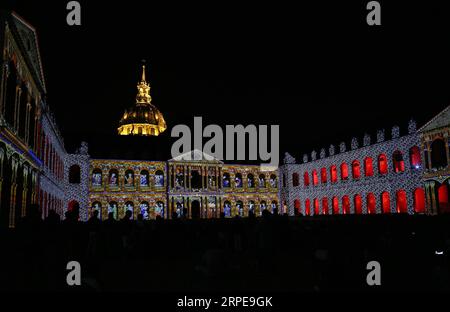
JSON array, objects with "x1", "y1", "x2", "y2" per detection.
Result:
[
  {"x1": 8, "y1": 11, "x2": 47, "y2": 93},
  {"x1": 418, "y1": 105, "x2": 450, "y2": 133},
  {"x1": 169, "y1": 149, "x2": 223, "y2": 163}
]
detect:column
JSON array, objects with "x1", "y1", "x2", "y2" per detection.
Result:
[
  {"x1": 187, "y1": 197, "x2": 190, "y2": 219},
  {"x1": 169, "y1": 165, "x2": 173, "y2": 189},
  {"x1": 183, "y1": 165, "x2": 187, "y2": 190},
  {"x1": 9, "y1": 183, "x2": 17, "y2": 228},
  {"x1": 21, "y1": 187, "x2": 27, "y2": 217},
  {"x1": 201, "y1": 166, "x2": 205, "y2": 190},
  {"x1": 13, "y1": 87, "x2": 21, "y2": 131},
  {"x1": 426, "y1": 141, "x2": 432, "y2": 170},
  {"x1": 188, "y1": 167, "x2": 191, "y2": 191},
  {"x1": 25, "y1": 102, "x2": 31, "y2": 144},
  {"x1": 445, "y1": 136, "x2": 450, "y2": 165},
  {"x1": 430, "y1": 182, "x2": 437, "y2": 214}
]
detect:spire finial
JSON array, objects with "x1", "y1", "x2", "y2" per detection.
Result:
[{"x1": 141, "y1": 59, "x2": 147, "y2": 82}]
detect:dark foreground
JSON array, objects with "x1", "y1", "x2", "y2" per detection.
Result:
[{"x1": 1, "y1": 212, "x2": 449, "y2": 292}]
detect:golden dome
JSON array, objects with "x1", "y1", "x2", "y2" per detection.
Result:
[{"x1": 118, "y1": 64, "x2": 167, "y2": 136}]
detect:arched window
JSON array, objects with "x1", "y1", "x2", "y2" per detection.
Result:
[
  {"x1": 258, "y1": 174, "x2": 266, "y2": 188},
  {"x1": 249, "y1": 200, "x2": 257, "y2": 216},
  {"x1": 271, "y1": 201, "x2": 278, "y2": 214},
  {"x1": 381, "y1": 192, "x2": 390, "y2": 214},
  {"x1": 409, "y1": 146, "x2": 421, "y2": 169},
  {"x1": 322, "y1": 197, "x2": 329, "y2": 215},
  {"x1": 140, "y1": 170, "x2": 150, "y2": 186},
  {"x1": 305, "y1": 199, "x2": 311, "y2": 216},
  {"x1": 155, "y1": 201, "x2": 165, "y2": 218},
  {"x1": 124, "y1": 169, "x2": 134, "y2": 186},
  {"x1": 438, "y1": 183, "x2": 449, "y2": 213},
  {"x1": 354, "y1": 194, "x2": 362, "y2": 214},
  {"x1": 247, "y1": 174, "x2": 255, "y2": 188},
  {"x1": 304, "y1": 172, "x2": 310, "y2": 187},
  {"x1": 364, "y1": 157, "x2": 374, "y2": 177},
  {"x1": 431, "y1": 139, "x2": 448, "y2": 169},
  {"x1": 340, "y1": 163, "x2": 348, "y2": 180},
  {"x1": 223, "y1": 172, "x2": 231, "y2": 187},
  {"x1": 342, "y1": 195, "x2": 350, "y2": 214},
  {"x1": 69, "y1": 165, "x2": 81, "y2": 184},
  {"x1": 378, "y1": 154, "x2": 388, "y2": 175},
  {"x1": 312, "y1": 170, "x2": 319, "y2": 186},
  {"x1": 235, "y1": 173, "x2": 243, "y2": 188},
  {"x1": 155, "y1": 170, "x2": 164, "y2": 187},
  {"x1": 108, "y1": 169, "x2": 119, "y2": 186},
  {"x1": 320, "y1": 168, "x2": 327, "y2": 184},
  {"x1": 269, "y1": 174, "x2": 277, "y2": 188},
  {"x1": 393, "y1": 151, "x2": 405, "y2": 173},
  {"x1": 18, "y1": 83, "x2": 28, "y2": 139},
  {"x1": 294, "y1": 199, "x2": 301, "y2": 215},
  {"x1": 314, "y1": 198, "x2": 320, "y2": 215},
  {"x1": 396, "y1": 190, "x2": 407, "y2": 213},
  {"x1": 236, "y1": 200, "x2": 244, "y2": 216},
  {"x1": 292, "y1": 173, "x2": 299, "y2": 187},
  {"x1": 367, "y1": 193, "x2": 376, "y2": 214},
  {"x1": 139, "y1": 201, "x2": 150, "y2": 219},
  {"x1": 330, "y1": 165, "x2": 337, "y2": 183},
  {"x1": 90, "y1": 201, "x2": 102, "y2": 219},
  {"x1": 124, "y1": 201, "x2": 134, "y2": 219},
  {"x1": 413, "y1": 188, "x2": 425, "y2": 213},
  {"x1": 332, "y1": 196, "x2": 339, "y2": 214},
  {"x1": 108, "y1": 201, "x2": 118, "y2": 219},
  {"x1": 352, "y1": 160, "x2": 361, "y2": 179},
  {"x1": 5, "y1": 60, "x2": 18, "y2": 125},
  {"x1": 223, "y1": 200, "x2": 232, "y2": 217},
  {"x1": 91, "y1": 168, "x2": 102, "y2": 186}
]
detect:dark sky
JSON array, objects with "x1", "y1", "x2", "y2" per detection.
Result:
[{"x1": 2, "y1": 1, "x2": 450, "y2": 163}]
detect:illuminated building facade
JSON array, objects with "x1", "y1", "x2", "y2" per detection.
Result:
[
  {"x1": 419, "y1": 106, "x2": 450, "y2": 214},
  {"x1": 2, "y1": 10, "x2": 449, "y2": 224},
  {"x1": 79, "y1": 150, "x2": 279, "y2": 220},
  {"x1": 0, "y1": 12, "x2": 48, "y2": 227},
  {"x1": 279, "y1": 119, "x2": 430, "y2": 216}
]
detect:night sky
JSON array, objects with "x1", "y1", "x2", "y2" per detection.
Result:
[{"x1": 2, "y1": 1, "x2": 450, "y2": 163}]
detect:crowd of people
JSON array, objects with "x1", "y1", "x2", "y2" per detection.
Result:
[{"x1": 0, "y1": 204, "x2": 449, "y2": 292}]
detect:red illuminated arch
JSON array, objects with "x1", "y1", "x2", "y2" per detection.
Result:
[
  {"x1": 409, "y1": 146, "x2": 421, "y2": 169},
  {"x1": 292, "y1": 173, "x2": 299, "y2": 187},
  {"x1": 294, "y1": 199, "x2": 301, "y2": 215},
  {"x1": 322, "y1": 197, "x2": 329, "y2": 215},
  {"x1": 321, "y1": 168, "x2": 327, "y2": 184},
  {"x1": 354, "y1": 194, "x2": 362, "y2": 214},
  {"x1": 438, "y1": 183, "x2": 449, "y2": 213},
  {"x1": 413, "y1": 188, "x2": 425, "y2": 213},
  {"x1": 352, "y1": 160, "x2": 361, "y2": 179},
  {"x1": 378, "y1": 154, "x2": 388, "y2": 175},
  {"x1": 312, "y1": 170, "x2": 319, "y2": 186},
  {"x1": 396, "y1": 190, "x2": 408, "y2": 213},
  {"x1": 364, "y1": 157, "x2": 374, "y2": 177},
  {"x1": 367, "y1": 193, "x2": 376, "y2": 214},
  {"x1": 305, "y1": 199, "x2": 311, "y2": 216},
  {"x1": 381, "y1": 192, "x2": 390, "y2": 214},
  {"x1": 314, "y1": 198, "x2": 320, "y2": 215},
  {"x1": 332, "y1": 197, "x2": 339, "y2": 214},
  {"x1": 340, "y1": 163, "x2": 349, "y2": 180},
  {"x1": 342, "y1": 196, "x2": 350, "y2": 214},
  {"x1": 304, "y1": 172, "x2": 310, "y2": 187},
  {"x1": 393, "y1": 151, "x2": 405, "y2": 173},
  {"x1": 330, "y1": 165, "x2": 337, "y2": 183}
]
